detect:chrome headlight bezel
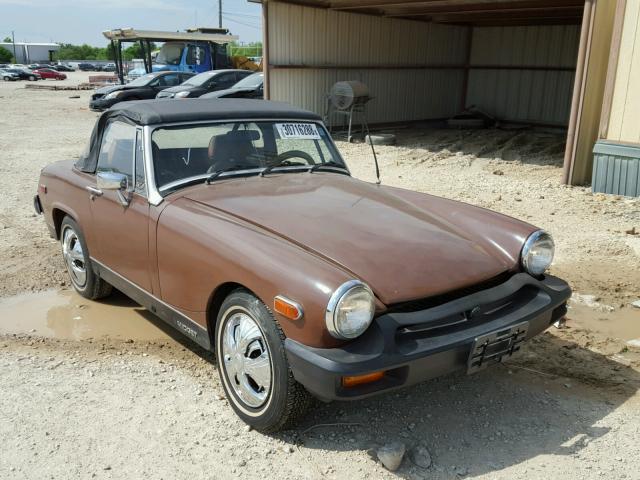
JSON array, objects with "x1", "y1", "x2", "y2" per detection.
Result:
[
  {"x1": 521, "y1": 230, "x2": 555, "y2": 276},
  {"x1": 325, "y1": 280, "x2": 375, "y2": 340}
]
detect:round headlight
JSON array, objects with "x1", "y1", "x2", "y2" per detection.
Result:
[
  {"x1": 521, "y1": 230, "x2": 555, "y2": 276},
  {"x1": 175, "y1": 91, "x2": 190, "y2": 98},
  {"x1": 326, "y1": 280, "x2": 375, "y2": 340}
]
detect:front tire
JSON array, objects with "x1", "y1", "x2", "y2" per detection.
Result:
[
  {"x1": 29, "y1": 75, "x2": 36, "y2": 81},
  {"x1": 60, "y1": 216, "x2": 112, "y2": 300},
  {"x1": 215, "y1": 290, "x2": 311, "y2": 432}
]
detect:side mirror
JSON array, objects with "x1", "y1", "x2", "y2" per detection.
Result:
[
  {"x1": 97, "y1": 171, "x2": 131, "y2": 206},
  {"x1": 97, "y1": 171, "x2": 128, "y2": 191}
]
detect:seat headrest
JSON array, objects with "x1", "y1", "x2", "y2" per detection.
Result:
[{"x1": 208, "y1": 130, "x2": 260, "y2": 160}]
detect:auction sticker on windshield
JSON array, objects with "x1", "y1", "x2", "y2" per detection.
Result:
[{"x1": 276, "y1": 123, "x2": 321, "y2": 140}]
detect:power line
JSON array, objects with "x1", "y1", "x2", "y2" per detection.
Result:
[
  {"x1": 222, "y1": 11, "x2": 261, "y2": 19},
  {"x1": 222, "y1": 16, "x2": 261, "y2": 30}
]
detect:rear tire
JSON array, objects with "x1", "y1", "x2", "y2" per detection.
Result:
[
  {"x1": 215, "y1": 290, "x2": 312, "y2": 432},
  {"x1": 60, "y1": 216, "x2": 112, "y2": 300}
]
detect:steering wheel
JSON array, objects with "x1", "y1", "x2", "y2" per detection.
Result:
[{"x1": 276, "y1": 150, "x2": 316, "y2": 165}]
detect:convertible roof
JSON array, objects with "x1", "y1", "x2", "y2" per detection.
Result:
[
  {"x1": 108, "y1": 99, "x2": 322, "y2": 125},
  {"x1": 75, "y1": 99, "x2": 322, "y2": 173}
]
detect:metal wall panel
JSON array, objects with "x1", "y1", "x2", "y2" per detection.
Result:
[
  {"x1": 466, "y1": 25, "x2": 580, "y2": 125},
  {"x1": 592, "y1": 141, "x2": 640, "y2": 197},
  {"x1": 607, "y1": 0, "x2": 640, "y2": 143},
  {"x1": 267, "y1": 1, "x2": 468, "y2": 123}
]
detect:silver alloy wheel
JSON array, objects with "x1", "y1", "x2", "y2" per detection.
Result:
[
  {"x1": 62, "y1": 226, "x2": 87, "y2": 289},
  {"x1": 221, "y1": 311, "x2": 272, "y2": 408}
]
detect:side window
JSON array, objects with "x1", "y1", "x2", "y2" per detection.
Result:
[
  {"x1": 134, "y1": 130, "x2": 146, "y2": 196},
  {"x1": 186, "y1": 45, "x2": 206, "y2": 66},
  {"x1": 97, "y1": 121, "x2": 136, "y2": 187},
  {"x1": 215, "y1": 72, "x2": 236, "y2": 89},
  {"x1": 159, "y1": 73, "x2": 180, "y2": 87}
]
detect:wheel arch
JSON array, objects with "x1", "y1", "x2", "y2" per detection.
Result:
[
  {"x1": 206, "y1": 282, "x2": 262, "y2": 349},
  {"x1": 52, "y1": 207, "x2": 75, "y2": 239}
]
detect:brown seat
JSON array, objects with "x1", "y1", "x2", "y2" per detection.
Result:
[{"x1": 208, "y1": 130, "x2": 261, "y2": 171}]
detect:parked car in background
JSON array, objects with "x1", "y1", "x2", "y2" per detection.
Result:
[
  {"x1": 200, "y1": 72, "x2": 263, "y2": 100},
  {"x1": 0, "y1": 68, "x2": 20, "y2": 81},
  {"x1": 101, "y1": 63, "x2": 117, "y2": 72},
  {"x1": 34, "y1": 99, "x2": 570, "y2": 432},
  {"x1": 89, "y1": 71, "x2": 194, "y2": 111},
  {"x1": 3, "y1": 68, "x2": 40, "y2": 81},
  {"x1": 52, "y1": 64, "x2": 75, "y2": 72},
  {"x1": 156, "y1": 69, "x2": 253, "y2": 99},
  {"x1": 78, "y1": 63, "x2": 96, "y2": 71},
  {"x1": 33, "y1": 68, "x2": 67, "y2": 80}
]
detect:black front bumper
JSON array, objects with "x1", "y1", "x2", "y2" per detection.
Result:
[{"x1": 285, "y1": 273, "x2": 571, "y2": 401}]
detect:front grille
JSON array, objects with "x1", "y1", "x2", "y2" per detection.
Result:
[{"x1": 387, "y1": 271, "x2": 514, "y2": 314}]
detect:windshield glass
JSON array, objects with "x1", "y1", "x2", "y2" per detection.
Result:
[
  {"x1": 233, "y1": 73, "x2": 262, "y2": 89},
  {"x1": 182, "y1": 71, "x2": 214, "y2": 87},
  {"x1": 127, "y1": 73, "x2": 157, "y2": 87},
  {"x1": 151, "y1": 121, "x2": 345, "y2": 192},
  {"x1": 155, "y1": 42, "x2": 184, "y2": 66}
]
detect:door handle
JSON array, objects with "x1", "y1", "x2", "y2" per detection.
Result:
[{"x1": 86, "y1": 186, "x2": 103, "y2": 199}]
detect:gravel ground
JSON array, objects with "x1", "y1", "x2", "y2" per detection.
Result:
[{"x1": 1, "y1": 73, "x2": 640, "y2": 479}]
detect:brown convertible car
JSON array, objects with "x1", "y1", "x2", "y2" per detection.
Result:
[{"x1": 34, "y1": 99, "x2": 570, "y2": 431}]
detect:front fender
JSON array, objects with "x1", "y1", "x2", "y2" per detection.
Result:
[{"x1": 156, "y1": 198, "x2": 355, "y2": 348}]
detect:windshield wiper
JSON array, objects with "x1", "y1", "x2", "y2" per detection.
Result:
[
  {"x1": 205, "y1": 165, "x2": 259, "y2": 184},
  {"x1": 308, "y1": 161, "x2": 348, "y2": 174}
]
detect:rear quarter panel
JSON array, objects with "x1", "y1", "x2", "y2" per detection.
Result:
[{"x1": 38, "y1": 160, "x2": 95, "y2": 248}]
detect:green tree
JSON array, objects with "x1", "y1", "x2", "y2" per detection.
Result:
[
  {"x1": 2, "y1": 36, "x2": 12, "y2": 43},
  {"x1": 0, "y1": 45, "x2": 12, "y2": 62}
]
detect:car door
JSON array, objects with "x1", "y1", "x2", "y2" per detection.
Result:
[
  {"x1": 148, "y1": 73, "x2": 181, "y2": 98},
  {"x1": 207, "y1": 72, "x2": 237, "y2": 93},
  {"x1": 88, "y1": 121, "x2": 152, "y2": 292},
  {"x1": 185, "y1": 44, "x2": 210, "y2": 73}
]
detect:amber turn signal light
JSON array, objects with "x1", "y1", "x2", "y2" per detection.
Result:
[
  {"x1": 274, "y1": 296, "x2": 303, "y2": 320},
  {"x1": 342, "y1": 371, "x2": 385, "y2": 388}
]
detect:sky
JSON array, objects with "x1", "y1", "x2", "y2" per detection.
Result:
[{"x1": 0, "y1": 0, "x2": 263, "y2": 46}]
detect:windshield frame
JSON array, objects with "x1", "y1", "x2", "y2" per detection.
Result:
[
  {"x1": 181, "y1": 71, "x2": 216, "y2": 87},
  {"x1": 233, "y1": 73, "x2": 263, "y2": 89},
  {"x1": 145, "y1": 118, "x2": 348, "y2": 200}
]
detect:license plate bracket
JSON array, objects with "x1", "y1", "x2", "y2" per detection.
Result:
[{"x1": 467, "y1": 322, "x2": 529, "y2": 374}]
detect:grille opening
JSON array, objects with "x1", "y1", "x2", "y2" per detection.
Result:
[{"x1": 387, "y1": 271, "x2": 514, "y2": 314}]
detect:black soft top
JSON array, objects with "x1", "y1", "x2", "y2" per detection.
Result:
[
  {"x1": 109, "y1": 98, "x2": 321, "y2": 125},
  {"x1": 75, "y1": 99, "x2": 322, "y2": 173}
]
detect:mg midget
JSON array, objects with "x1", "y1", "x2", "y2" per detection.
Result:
[{"x1": 34, "y1": 99, "x2": 571, "y2": 431}]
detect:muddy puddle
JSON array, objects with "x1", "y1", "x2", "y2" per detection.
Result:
[
  {"x1": 0, "y1": 289, "x2": 173, "y2": 341},
  {"x1": 567, "y1": 303, "x2": 640, "y2": 342}
]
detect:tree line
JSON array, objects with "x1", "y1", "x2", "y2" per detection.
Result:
[{"x1": 0, "y1": 39, "x2": 262, "y2": 64}]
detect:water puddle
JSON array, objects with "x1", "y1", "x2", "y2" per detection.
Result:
[
  {"x1": 0, "y1": 289, "x2": 173, "y2": 341},
  {"x1": 567, "y1": 303, "x2": 640, "y2": 342}
]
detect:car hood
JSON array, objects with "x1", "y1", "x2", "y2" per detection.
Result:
[{"x1": 183, "y1": 174, "x2": 536, "y2": 305}]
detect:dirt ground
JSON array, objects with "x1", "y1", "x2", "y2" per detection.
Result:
[{"x1": 1, "y1": 73, "x2": 640, "y2": 479}]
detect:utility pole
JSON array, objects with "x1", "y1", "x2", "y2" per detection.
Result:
[
  {"x1": 218, "y1": 0, "x2": 222, "y2": 28},
  {"x1": 11, "y1": 31, "x2": 16, "y2": 62}
]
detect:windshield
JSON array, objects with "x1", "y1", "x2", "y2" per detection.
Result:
[
  {"x1": 233, "y1": 73, "x2": 263, "y2": 89},
  {"x1": 151, "y1": 121, "x2": 346, "y2": 192},
  {"x1": 155, "y1": 42, "x2": 184, "y2": 66},
  {"x1": 182, "y1": 71, "x2": 214, "y2": 87},
  {"x1": 127, "y1": 73, "x2": 158, "y2": 87}
]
